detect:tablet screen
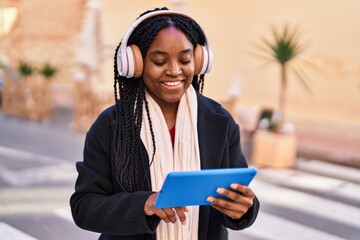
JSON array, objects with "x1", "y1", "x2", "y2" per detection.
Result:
[{"x1": 155, "y1": 167, "x2": 257, "y2": 208}]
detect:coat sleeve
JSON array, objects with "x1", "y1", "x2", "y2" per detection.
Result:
[
  {"x1": 221, "y1": 117, "x2": 260, "y2": 230},
  {"x1": 69, "y1": 109, "x2": 160, "y2": 236}
]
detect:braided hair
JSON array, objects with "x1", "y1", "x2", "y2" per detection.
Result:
[{"x1": 113, "y1": 7, "x2": 207, "y2": 192}]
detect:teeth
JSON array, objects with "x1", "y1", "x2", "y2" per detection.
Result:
[{"x1": 163, "y1": 81, "x2": 181, "y2": 86}]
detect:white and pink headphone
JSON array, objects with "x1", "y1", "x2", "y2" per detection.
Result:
[{"x1": 116, "y1": 10, "x2": 213, "y2": 78}]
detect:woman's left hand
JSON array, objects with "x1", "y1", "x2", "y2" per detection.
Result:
[{"x1": 207, "y1": 184, "x2": 255, "y2": 219}]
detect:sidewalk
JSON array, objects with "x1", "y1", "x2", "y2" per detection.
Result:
[
  {"x1": 296, "y1": 128, "x2": 360, "y2": 168},
  {"x1": 253, "y1": 158, "x2": 360, "y2": 206}
]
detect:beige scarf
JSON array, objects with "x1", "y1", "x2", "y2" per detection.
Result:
[{"x1": 141, "y1": 85, "x2": 200, "y2": 240}]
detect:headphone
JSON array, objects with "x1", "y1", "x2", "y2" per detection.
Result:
[{"x1": 116, "y1": 10, "x2": 213, "y2": 78}]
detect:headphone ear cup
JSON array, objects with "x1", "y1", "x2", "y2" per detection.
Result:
[
  {"x1": 194, "y1": 44, "x2": 204, "y2": 75},
  {"x1": 194, "y1": 44, "x2": 212, "y2": 75},
  {"x1": 128, "y1": 45, "x2": 143, "y2": 78},
  {"x1": 116, "y1": 46, "x2": 126, "y2": 77}
]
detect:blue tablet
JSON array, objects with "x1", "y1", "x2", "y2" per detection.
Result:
[{"x1": 155, "y1": 167, "x2": 257, "y2": 208}]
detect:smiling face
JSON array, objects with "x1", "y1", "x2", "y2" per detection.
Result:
[{"x1": 143, "y1": 26, "x2": 195, "y2": 110}]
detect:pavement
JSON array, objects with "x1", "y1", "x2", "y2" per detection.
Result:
[
  {"x1": 296, "y1": 128, "x2": 360, "y2": 168},
  {"x1": 0, "y1": 107, "x2": 359, "y2": 240}
]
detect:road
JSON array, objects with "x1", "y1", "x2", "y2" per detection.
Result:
[{"x1": 0, "y1": 111, "x2": 359, "y2": 240}]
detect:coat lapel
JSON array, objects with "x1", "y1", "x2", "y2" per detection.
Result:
[{"x1": 197, "y1": 96, "x2": 229, "y2": 170}]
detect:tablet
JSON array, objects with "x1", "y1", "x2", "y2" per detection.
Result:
[{"x1": 155, "y1": 167, "x2": 257, "y2": 208}]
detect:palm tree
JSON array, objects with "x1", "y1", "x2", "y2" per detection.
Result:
[{"x1": 257, "y1": 25, "x2": 311, "y2": 133}]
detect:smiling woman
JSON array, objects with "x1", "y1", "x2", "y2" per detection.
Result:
[{"x1": 70, "y1": 7, "x2": 259, "y2": 240}]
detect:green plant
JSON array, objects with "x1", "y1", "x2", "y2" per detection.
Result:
[
  {"x1": 256, "y1": 24, "x2": 311, "y2": 133},
  {"x1": 39, "y1": 63, "x2": 57, "y2": 79},
  {"x1": 17, "y1": 61, "x2": 34, "y2": 77}
]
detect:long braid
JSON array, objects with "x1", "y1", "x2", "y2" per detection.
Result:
[
  {"x1": 144, "y1": 97, "x2": 156, "y2": 167},
  {"x1": 113, "y1": 43, "x2": 122, "y2": 183},
  {"x1": 120, "y1": 80, "x2": 139, "y2": 191},
  {"x1": 113, "y1": 40, "x2": 143, "y2": 191},
  {"x1": 113, "y1": 8, "x2": 208, "y2": 192}
]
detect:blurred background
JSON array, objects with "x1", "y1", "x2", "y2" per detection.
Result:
[{"x1": 0, "y1": 0, "x2": 359, "y2": 239}]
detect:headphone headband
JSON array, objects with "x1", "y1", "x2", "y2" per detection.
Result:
[{"x1": 117, "y1": 9, "x2": 213, "y2": 78}]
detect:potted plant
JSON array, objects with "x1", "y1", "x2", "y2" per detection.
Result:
[
  {"x1": 17, "y1": 61, "x2": 35, "y2": 77},
  {"x1": 251, "y1": 24, "x2": 310, "y2": 168},
  {"x1": 39, "y1": 63, "x2": 57, "y2": 79},
  {"x1": 11, "y1": 61, "x2": 53, "y2": 121}
]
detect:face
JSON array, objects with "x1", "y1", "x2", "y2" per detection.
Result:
[{"x1": 143, "y1": 26, "x2": 195, "y2": 109}]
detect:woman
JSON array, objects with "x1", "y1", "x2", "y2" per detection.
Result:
[{"x1": 70, "y1": 7, "x2": 259, "y2": 240}]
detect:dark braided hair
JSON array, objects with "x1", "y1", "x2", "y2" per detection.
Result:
[{"x1": 113, "y1": 7, "x2": 207, "y2": 192}]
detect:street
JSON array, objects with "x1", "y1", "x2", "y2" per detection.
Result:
[{"x1": 0, "y1": 111, "x2": 359, "y2": 240}]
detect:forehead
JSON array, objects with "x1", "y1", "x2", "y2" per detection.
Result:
[{"x1": 148, "y1": 26, "x2": 193, "y2": 51}]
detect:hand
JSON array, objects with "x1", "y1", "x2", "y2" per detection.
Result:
[
  {"x1": 144, "y1": 192, "x2": 189, "y2": 225},
  {"x1": 207, "y1": 184, "x2": 255, "y2": 219}
]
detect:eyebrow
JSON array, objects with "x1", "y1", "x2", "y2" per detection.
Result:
[{"x1": 148, "y1": 48, "x2": 193, "y2": 57}]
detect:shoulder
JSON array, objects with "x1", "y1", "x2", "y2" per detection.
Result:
[
  {"x1": 197, "y1": 93, "x2": 233, "y2": 119},
  {"x1": 97, "y1": 104, "x2": 117, "y2": 123},
  {"x1": 88, "y1": 104, "x2": 116, "y2": 135},
  {"x1": 197, "y1": 93, "x2": 240, "y2": 136}
]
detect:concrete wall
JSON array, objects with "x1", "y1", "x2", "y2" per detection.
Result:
[
  {"x1": 3, "y1": 0, "x2": 359, "y2": 136},
  {"x1": 101, "y1": 0, "x2": 360, "y2": 136},
  {"x1": 6, "y1": 0, "x2": 85, "y2": 80},
  {"x1": 4, "y1": 0, "x2": 86, "y2": 107}
]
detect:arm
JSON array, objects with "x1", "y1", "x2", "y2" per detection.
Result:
[
  {"x1": 216, "y1": 119, "x2": 260, "y2": 230},
  {"x1": 70, "y1": 109, "x2": 160, "y2": 236}
]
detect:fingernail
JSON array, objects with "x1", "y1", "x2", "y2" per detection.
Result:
[
  {"x1": 207, "y1": 197, "x2": 213, "y2": 203},
  {"x1": 230, "y1": 184, "x2": 237, "y2": 189},
  {"x1": 182, "y1": 220, "x2": 186, "y2": 225},
  {"x1": 217, "y1": 188, "x2": 224, "y2": 194}
]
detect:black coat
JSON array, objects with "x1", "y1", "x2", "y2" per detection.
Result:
[{"x1": 70, "y1": 93, "x2": 259, "y2": 240}]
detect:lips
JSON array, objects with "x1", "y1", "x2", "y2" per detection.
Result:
[{"x1": 161, "y1": 80, "x2": 183, "y2": 86}]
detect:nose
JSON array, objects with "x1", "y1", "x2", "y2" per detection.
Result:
[{"x1": 165, "y1": 61, "x2": 182, "y2": 76}]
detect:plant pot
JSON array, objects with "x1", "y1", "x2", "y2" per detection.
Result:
[
  {"x1": 251, "y1": 130, "x2": 297, "y2": 168},
  {"x1": 3, "y1": 74, "x2": 51, "y2": 121}
]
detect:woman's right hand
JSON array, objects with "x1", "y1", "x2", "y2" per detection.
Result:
[{"x1": 144, "y1": 192, "x2": 189, "y2": 225}]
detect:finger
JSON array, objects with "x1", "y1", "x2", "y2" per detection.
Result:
[
  {"x1": 174, "y1": 207, "x2": 187, "y2": 225},
  {"x1": 210, "y1": 202, "x2": 247, "y2": 220},
  {"x1": 230, "y1": 184, "x2": 255, "y2": 197},
  {"x1": 144, "y1": 193, "x2": 177, "y2": 223},
  {"x1": 163, "y1": 208, "x2": 177, "y2": 223},
  {"x1": 207, "y1": 196, "x2": 249, "y2": 219},
  {"x1": 216, "y1": 187, "x2": 254, "y2": 207},
  {"x1": 207, "y1": 196, "x2": 241, "y2": 211},
  {"x1": 183, "y1": 206, "x2": 189, "y2": 212},
  {"x1": 208, "y1": 193, "x2": 253, "y2": 217},
  {"x1": 153, "y1": 208, "x2": 171, "y2": 223}
]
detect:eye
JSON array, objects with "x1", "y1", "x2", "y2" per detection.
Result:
[
  {"x1": 180, "y1": 59, "x2": 191, "y2": 65},
  {"x1": 179, "y1": 53, "x2": 192, "y2": 65},
  {"x1": 152, "y1": 61, "x2": 166, "y2": 66}
]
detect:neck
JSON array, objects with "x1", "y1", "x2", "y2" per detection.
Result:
[{"x1": 159, "y1": 102, "x2": 178, "y2": 130}]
